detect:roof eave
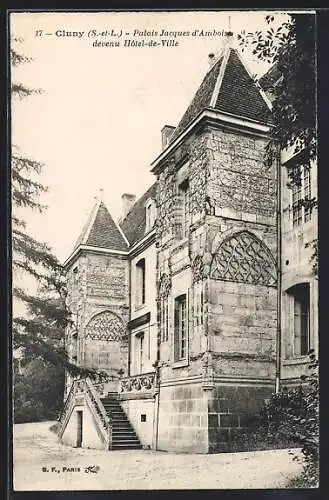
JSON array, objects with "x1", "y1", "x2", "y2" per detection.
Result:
[
  {"x1": 151, "y1": 108, "x2": 273, "y2": 175},
  {"x1": 63, "y1": 244, "x2": 129, "y2": 268}
]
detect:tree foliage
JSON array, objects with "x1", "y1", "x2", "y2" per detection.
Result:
[
  {"x1": 238, "y1": 13, "x2": 317, "y2": 273},
  {"x1": 14, "y1": 358, "x2": 65, "y2": 423},
  {"x1": 261, "y1": 353, "x2": 319, "y2": 487},
  {"x1": 11, "y1": 38, "x2": 105, "y2": 383},
  {"x1": 238, "y1": 13, "x2": 316, "y2": 166}
]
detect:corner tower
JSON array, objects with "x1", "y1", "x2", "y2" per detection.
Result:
[
  {"x1": 151, "y1": 43, "x2": 278, "y2": 453},
  {"x1": 64, "y1": 196, "x2": 130, "y2": 395}
]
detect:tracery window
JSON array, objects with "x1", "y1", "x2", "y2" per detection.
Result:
[
  {"x1": 210, "y1": 231, "x2": 276, "y2": 286},
  {"x1": 85, "y1": 311, "x2": 124, "y2": 341}
]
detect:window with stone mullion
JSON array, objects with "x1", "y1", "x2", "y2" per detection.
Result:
[{"x1": 292, "y1": 165, "x2": 312, "y2": 226}]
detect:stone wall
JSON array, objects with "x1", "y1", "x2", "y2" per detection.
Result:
[
  {"x1": 61, "y1": 404, "x2": 106, "y2": 450},
  {"x1": 121, "y1": 398, "x2": 155, "y2": 448},
  {"x1": 206, "y1": 129, "x2": 276, "y2": 224},
  {"x1": 66, "y1": 251, "x2": 130, "y2": 380},
  {"x1": 208, "y1": 383, "x2": 275, "y2": 452},
  {"x1": 157, "y1": 382, "x2": 208, "y2": 453},
  {"x1": 153, "y1": 122, "x2": 278, "y2": 452},
  {"x1": 209, "y1": 281, "x2": 277, "y2": 378}
]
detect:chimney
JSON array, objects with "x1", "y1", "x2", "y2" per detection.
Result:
[
  {"x1": 161, "y1": 125, "x2": 176, "y2": 150},
  {"x1": 121, "y1": 193, "x2": 136, "y2": 219}
]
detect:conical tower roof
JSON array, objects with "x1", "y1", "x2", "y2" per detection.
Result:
[
  {"x1": 169, "y1": 46, "x2": 273, "y2": 144},
  {"x1": 72, "y1": 198, "x2": 129, "y2": 253}
]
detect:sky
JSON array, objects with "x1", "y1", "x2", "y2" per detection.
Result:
[{"x1": 11, "y1": 10, "x2": 291, "y2": 264}]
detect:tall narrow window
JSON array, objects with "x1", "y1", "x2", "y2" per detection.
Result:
[
  {"x1": 136, "y1": 258, "x2": 146, "y2": 307},
  {"x1": 178, "y1": 179, "x2": 189, "y2": 239},
  {"x1": 135, "y1": 332, "x2": 145, "y2": 373},
  {"x1": 288, "y1": 284, "x2": 310, "y2": 356},
  {"x1": 304, "y1": 167, "x2": 311, "y2": 222},
  {"x1": 292, "y1": 179, "x2": 303, "y2": 226},
  {"x1": 160, "y1": 298, "x2": 169, "y2": 342},
  {"x1": 291, "y1": 165, "x2": 312, "y2": 226},
  {"x1": 174, "y1": 294, "x2": 187, "y2": 361},
  {"x1": 139, "y1": 333, "x2": 144, "y2": 372},
  {"x1": 200, "y1": 289, "x2": 204, "y2": 326},
  {"x1": 193, "y1": 285, "x2": 204, "y2": 334}
]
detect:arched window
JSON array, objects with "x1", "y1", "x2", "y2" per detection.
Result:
[
  {"x1": 85, "y1": 311, "x2": 124, "y2": 341},
  {"x1": 210, "y1": 230, "x2": 276, "y2": 286},
  {"x1": 84, "y1": 311, "x2": 124, "y2": 371}
]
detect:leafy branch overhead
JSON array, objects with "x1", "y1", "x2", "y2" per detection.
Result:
[
  {"x1": 238, "y1": 14, "x2": 316, "y2": 166},
  {"x1": 237, "y1": 14, "x2": 317, "y2": 274}
]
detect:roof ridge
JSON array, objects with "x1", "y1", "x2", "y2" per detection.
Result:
[
  {"x1": 72, "y1": 198, "x2": 101, "y2": 250},
  {"x1": 70, "y1": 198, "x2": 129, "y2": 261},
  {"x1": 113, "y1": 212, "x2": 130, "y2": 247},
  {"x1": 209, "y1": 47, "x2": 231, "y2": 108},
  {"x1": 235, "y1": 49, "x2": 273, "y2": 112}
]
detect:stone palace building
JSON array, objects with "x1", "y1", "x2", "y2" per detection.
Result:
[{"x1": 58, "y1": 41, "x2": 318, "y2": 453}]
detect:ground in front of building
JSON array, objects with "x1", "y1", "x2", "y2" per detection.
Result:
[{"x1": 12, "y1": 421, "x2": 303, "y2": 490}]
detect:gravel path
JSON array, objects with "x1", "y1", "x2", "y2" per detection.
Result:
[{"x1": 13, "y1": 421, "x2": 302, "y2": 490}]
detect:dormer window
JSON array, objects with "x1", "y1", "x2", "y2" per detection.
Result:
[{"x1": 145, "y1": 199, "x2": 155, "y2": 233}]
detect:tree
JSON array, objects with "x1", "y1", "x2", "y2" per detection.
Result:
[
  {"x1": 238, "y1": 15, "x2": 318, "y2": 486},
  {"x1": 11, "y1": 38, "x2": 106, "y2": 388},
  {"x1": 14, "y1": 358, "x2": 65, "y2": 423},
  {"x1": 238, "y1": 13, "x2": 317, "y2": 273}
]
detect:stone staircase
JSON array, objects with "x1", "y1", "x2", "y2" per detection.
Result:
[{"x1": 101, "y1": 394, "x2": 142, "y2": 450}]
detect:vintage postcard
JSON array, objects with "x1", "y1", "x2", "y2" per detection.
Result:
[{"x1": 10, "y1": 9, "x2": 318, "y2": 491}]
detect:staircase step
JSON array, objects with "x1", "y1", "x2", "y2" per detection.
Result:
[
  {"x1": 113, "y1": 430, "x2": 135, "y2": 433},
  {"x1": 112, "y1": 441, "x2": 142, "y2": 450},
  {"x1": 99, "y1": 396, "x2": 142, "y2": 451},
  {"x1": 112, "y1": 431, "x2": 138, "y2": 439},
  {"x1": 112, "y1": 437, "x2": 140, "y2": 442},
  {"x1": 112, "y1": 427, "x2": 136, "y2": 436}
]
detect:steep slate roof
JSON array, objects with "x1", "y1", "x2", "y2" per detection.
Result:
[
  {"x1": 169, "y1": 47, "x2": 272, "y2": 144},
  {"x1": 120, "y1": 183, "x2": 157, "y2": 246},
  {"x1": 169, "y1": 56, "x2": 223, "y2": 143},
  {"x1": 73, "y1": 200, "x2": 128, "y2": 252},
  {"x1": 258, "y1": 62, "x2": 280, "y2": 91}
]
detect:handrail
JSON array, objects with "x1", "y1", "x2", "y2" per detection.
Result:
[
  {"x1": 85, "y1": 379, "x2": 111, "y2": 432},
  {"x1": 58, "y1": 380, "x2": 78, "y2": 438},
  {"x1": 57, "y1": 377, "x2": 112, "y2": 449}
]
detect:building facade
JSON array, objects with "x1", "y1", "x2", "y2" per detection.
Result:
[{"x1": 58, "y1": 44, "x2": 317, "y2": 453}]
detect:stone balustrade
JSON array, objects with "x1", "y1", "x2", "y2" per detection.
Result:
[{"x1": 119, "y1": 372, "x2": 156, "y2": 396}]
